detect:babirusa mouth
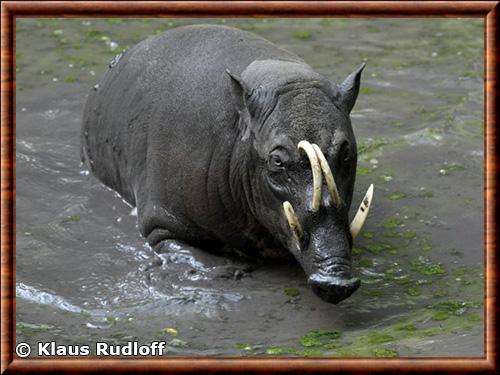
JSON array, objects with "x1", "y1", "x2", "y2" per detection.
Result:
[{"x1": 350, "y1": 183, "x2": 374, "y2": 238}]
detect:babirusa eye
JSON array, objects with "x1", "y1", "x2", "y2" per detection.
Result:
[{"x1": 271, "y1": 154, "x2": 283, "y2": 167}]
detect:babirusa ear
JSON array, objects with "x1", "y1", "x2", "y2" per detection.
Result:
[
  {"x1": 335, "y1": 63, "x2": 366, "y2": 114},
  {"x1": 226, "y1": 69, "x2": 252, "y2": 113}
]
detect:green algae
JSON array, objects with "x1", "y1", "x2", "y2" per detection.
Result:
[
  {"x1": 467, "y1": 313, "x2": 481, "y2": 322},
  {"x1": 160, "y1": 327, "x2": 179, "y2": 336},
  {"x1": 367, "y1": 332, "x2": 394, "y2": 344},
  {"x1": 406, "y1": 286, "x2": 422, "y2": 297},
  {"x1": 402, "y1": 230, "x2": 417, "y2": 240},
  {"x1": 16, "y1": 322, "x2": 54, "y2": 333},
  {"x1": 390, "y1": 192, "x2": 406, "y2": 200},
  {"x1": 265, "y1": 347, "x2": 299, "y2": 355},
  {"x1": 300, "y1": 330, "x2": 341, "y2": 347},
  {"x1": 382, "y1": 218, "x2": 404, "y2": 229},
  {"x1": 63, "y1": 75, "x2": 77, "y2": 83},
  {"x1": 283, "y1": 287, "x2": 300, "y2": 297},
  {"x1": 431, "y1": 300, "x2": 481, "y2": 316},
  {"x1": 362, "y1": 231, "x2": 374, "y2": 239},
  {"x1": 432, "y1": 312, "x2": 450, "y2": 321},
  {"x1": 372, "y1": 348, "x2": 398, "y2": 357},
  {"x1": 411, "y1": 257, "x2": 446, "y2": 276},
  {"x1": 357, "y1": 138, "x2": 390, "y2": 160},
  {"x1": 357, "y1": 166, "x2": 371, "y2": 175},
  {"x1": 394, "y1": 322, "x2": 417, "y2": 331},
  {"x1": 360, "y1": 87, "x2": 376, "y2": 95},
  {"x1": 293, "y1": 31, "x2": 312, "y2": 40},
  {"x1": 234, "y1": 343, "x2": 254, "y2": 351}
]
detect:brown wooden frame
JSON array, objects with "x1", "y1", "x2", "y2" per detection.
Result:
[{"x1": 1, "y1": 1, "x2": 498, "y2": 373}]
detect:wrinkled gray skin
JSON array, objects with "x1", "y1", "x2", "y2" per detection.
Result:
[{"x1": 82, "y1": 25, "x2": 364, "y2": 304}]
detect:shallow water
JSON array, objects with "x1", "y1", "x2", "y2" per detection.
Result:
[{"x1": 16, "y1": 18, "x2": 484, "y2": 357}]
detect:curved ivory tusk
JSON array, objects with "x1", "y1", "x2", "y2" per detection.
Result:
[
  {"x1": 297, "y1": 140, "x2": 322, "y2": 211},
  {"x1": 311, "y1": 144, "x2": 341, "y2": 208},
  {"x1": 283, "y1": 201, "x2": 303, "y2": 242},
  {"x1": 350, "y1": 184, "x2": 374, "y2": 238}
]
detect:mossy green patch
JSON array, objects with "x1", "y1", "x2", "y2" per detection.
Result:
[
  {"x1": 266, "y1": 347, "x2": 298, "y2": 355},
  {"x1": 382, "y1": 230, "x2": 400, "y2": 238},
  {"x1": 394, "y1": 322, "x2": 417, "y2": 331},
  {"x1": 362, "y1": 231, "x2": 374, "y2": 239},
  {"x1": 411, "y1": 257, "x2": 446, "y2": 276},
  {"x1": 70, "y1": 214, "x2": 81, "y2": 222},
  {"x1": 16, "y1": 322, "x2": 54, "y2": 333},
  {"x1": 382, "y1": 218, "x2": 403, "y2": 229},
  {"x1": 372, "y1": 347, "x2": 398, "y2": 357},
  {"x1": 433, "y1": 290, "x2": 448, "y2": 298},
  {"x1": 367, "y1": 332, "x2": 394, "y2": 344},
  {"x1": 431, "y1": 300, "x2": 481, "y2": 316},
  {"x1": 283, "y1": 287, "x2": 300, "y2": 297},
  {"x1": 160, "y1": 327, "x2": 179, "y2": 336},
  {"x1": 357, "y1": 166, "x2": 371, "y2": 175},
  {"x1": 467, "y1": 313, "x2": 481, "y2": 322},
  {"x1": 402, "y1": 230, "x2": 417, "y2": 240},
  {"x1": 366, "y1": 25, "x2": 380, "y2": 32},
  {"x1": 300, "y1": 330, "x2": 341, "y2": 347},
  {"x1": 390, "y1": 192, "x2": 406, "y2": 200},
  {"x1": 63, "y1": 75, "x2": 77, "y2": 83},
  {"x1": 360, "y1": 87, "x2": 376, "y2": 95},
  {"x1": 364, "y1": 243, "x2": 387, "y2": 254},
  {"x1": 406, "y1": 286, "x2": 422, "y2": 297},
  {"x1": 420, "y1": 243, "x2": 433, "y2": 252},
  {"x1": 234, "y1": 343, "x2": 253, "y2": 351},
  {"x1": 432, "y1": 312, "x2": 450, "y2": 321},
  {"x1": 357, "y1": 138, "x2": 389, "y2": 160},
  {"x1": 301, "y1": 349, "x2": 323, "y2": 357},
  {"x1": 293, "y1": 31, "x2": 312, "y2": 39},
  {"x1": 420, "y1": 327, "x2": 443, "y2": 337}
]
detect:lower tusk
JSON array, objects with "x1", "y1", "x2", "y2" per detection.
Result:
[
  {"x1": 283, "y1": 201, "x2": 303, "y2": 242},
  {"x1": 350, "y1": 184, "x2": 374, "y2": 238},
  {"x1": 311, "y1": 144, "x2": 341, "y2": 208},
  {"x1": 298, "y1": 140, "x2": 322, "y2": 211}
]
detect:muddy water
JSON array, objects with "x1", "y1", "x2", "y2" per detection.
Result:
[{"x1": 16, "y1": 18, "x2": 484, "y2": 357}]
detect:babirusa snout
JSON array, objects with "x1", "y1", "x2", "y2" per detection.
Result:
[{"x1": 350, "y1": 183, "x2": 374, "y2": 238}]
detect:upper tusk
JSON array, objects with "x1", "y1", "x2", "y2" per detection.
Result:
[
  {"x1": 297, "y1": 140, "x2": 322, "y2": 211},
  {"x1": 283, "y1": 201, "x2": 303, "y2": 242},
  {"x1": 350, "y1": 184, "x2": 374, "y2": 238},
  {"x1": 311, "y1": 144, "x2": 341, "y2": 208}
]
